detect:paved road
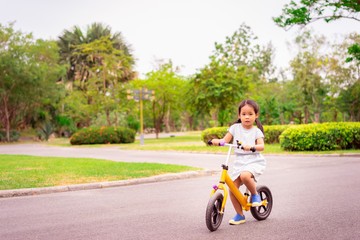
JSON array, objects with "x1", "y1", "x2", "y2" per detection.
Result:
[{"x1": 1, "y1": 144, "x2": 360, "y2": 239}]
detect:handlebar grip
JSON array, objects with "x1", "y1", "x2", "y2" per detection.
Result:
[
  {"x1": 219, "y1": 141, "x2": 225, "y2": 146},
  {"x1": 241, "y1": 146, "x2": 256, "y2": 152}
]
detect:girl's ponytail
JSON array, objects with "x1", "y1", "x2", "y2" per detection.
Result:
[
  {"x1": 233, "y1": 118, "x2": 241, "y2": 124},
  {"x1": 255, "y1": 119, "x2": 265, "y2": 137}
]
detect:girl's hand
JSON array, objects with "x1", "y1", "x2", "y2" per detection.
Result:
[{"x1": 242, "y1": 144, "x2": 252, "y2": 151}]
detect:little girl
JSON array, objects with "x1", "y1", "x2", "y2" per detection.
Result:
[{"x1": 210, "y1": 99, "x2": 266, "y2": 225}]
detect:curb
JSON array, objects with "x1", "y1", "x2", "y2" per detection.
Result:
[{"x1": 0, "y1": 170, "x2": 220, "y2": 199}]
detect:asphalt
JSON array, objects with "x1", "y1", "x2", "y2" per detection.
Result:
[{"x1": 1, "y1": 142, "x2": 359, "y2": 198}]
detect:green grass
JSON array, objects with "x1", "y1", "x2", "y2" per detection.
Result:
[
  {"x1": 0, "y1": 155, "x2": 200, "y2": 190},
  {"x1": 45, "y1": 132, "x2": 360, "y2": 155}
]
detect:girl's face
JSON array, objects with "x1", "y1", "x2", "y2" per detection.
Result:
[{"x1": 239, "y1": 104, "x2": 258, "y2": 129}]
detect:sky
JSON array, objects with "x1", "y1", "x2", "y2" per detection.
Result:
[{"x1": 2, "y1": 0, "x2": 360, "y2": 77}]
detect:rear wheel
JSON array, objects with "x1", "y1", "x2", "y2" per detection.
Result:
[
  {"x1": 250, "y1": 185, "x2": 273, "y2": 221},
  {"x1": 205, "y1": 192, "x2": 224, "y2": 231}
]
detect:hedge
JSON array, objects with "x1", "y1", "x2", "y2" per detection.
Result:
[
  {"x1": 201, "y1": 127, "x2": 229, "y2": 143},
  {"x1": 0, "y1": 130, "x2": 20, "y2": 142},
  {"x1": 263, "y1": 125, "x2": 290, "y2": 144},
  {"x1": 201, "y1": 125, "x2": 290, "y2": 144},
  {"x1": 70, "y1": 127, "x2": 136, "y2": 145},
  {"x1": 280, "y1": 122, "x2": 360, "y2": 151}
]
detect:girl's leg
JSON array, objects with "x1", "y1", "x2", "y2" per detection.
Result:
[
  {"x1": 229, "y1": 177, "x2": 244, "y2": 215},
  {"x1": 240, "y1": 171, "x2": 258, "y2": 195}
]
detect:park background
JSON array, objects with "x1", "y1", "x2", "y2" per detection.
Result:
[{"x1": 1, "y1": 0, "x2": 360, "y2": 143}]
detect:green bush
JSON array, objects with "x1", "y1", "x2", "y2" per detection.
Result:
[
  {"x1": 0, "y1": 130, "x2": 20, "y2": 142},
  {"x1": 201, "y1": 125, "x2": 290, "y2": 144},
  {"x1": 70, "y1": 127, "x2": 136, "y2": 145},
  {"x1": 280, "y1": 122, "x2": 360, "y2": 151},
  {"x1": 201, "y1": 127, "x2": 228, "y2": 143},
  {"x1": 263, "y1": 125, "x2": 290, "y2": 144}
]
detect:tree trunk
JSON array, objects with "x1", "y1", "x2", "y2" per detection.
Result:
[
  {"x1": 333, "y1": 110, "x2": 338, "y2": 122},
  {"x1": 114, "y1": 112, "x2": 118, "y2": 126},
  {"x1": 313, "y1": 113, "x2": 320, "y2": 123},
  {"x1": 303, "y1": 106, "x2": 308, "y2": 124},
  {"x1": 165, "y1": 105, "x2": 170, "y2": 133},
  {"x1": 106, "y1": 109, "x2": 111, "y2": 126},
  {"x1": 153, "y1": 102, "x2": 159, "y2": 139},
  {"x1": 188, "y1": 116, "x2": 193, "y2": 131},
  {"x1": 280, "y1": 112, "x2": 285, "y2": 125},
  {"x1": 3, "y1": 96, "x2": 10, "y2": 142}
]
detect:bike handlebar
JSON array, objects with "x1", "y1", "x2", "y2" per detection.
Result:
[{"x1": 208, "y1": 140, "x2": 256, "y2": 152}]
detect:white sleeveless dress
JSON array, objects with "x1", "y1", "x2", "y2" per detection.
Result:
[{"x1": 228, "y1": 123, "x2": 266, "y2": 181}]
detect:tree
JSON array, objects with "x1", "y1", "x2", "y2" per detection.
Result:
[
  {"x1": 289, "y1": 31, "x2": 329, "y2": 123},
  {"x1": 139, "y1": 61, "x2": 186, "y2": 138},
  {"x1": 274, "y1": 0, "x2": 360, "y2": 64},
  {"x1": 191, "y1": 24, "x2": 275, "y2": 126},
  {"x1": 326, "y1": 33, "x2": 360, "y2": 121},
  {"x1": 57, "y1": 22, "x2": 135, "y2": 86},
  {"x1": 192, "y1": 59, "x2": 249, "y2": 126},
  {"x1": 274, "y1": 0, "x2": 360, "y2": 28},
  {"x1": 63, "y1": 36, "x2": 134, "y2": 127},
  {"x1": 0, "y1": 23, "x2": 65, "y2": 141}
]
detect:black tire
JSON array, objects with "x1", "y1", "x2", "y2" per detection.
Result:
[
  {"x1": 205, "y1": 192, "x2": 224, "y2": 231},
  {"x1": 250, "y1": 185, "x2": 273, "y2": 221}
]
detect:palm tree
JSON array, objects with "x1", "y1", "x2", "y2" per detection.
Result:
[{"x1": 57, "y1": 22, "x2": 135, "y2": 86}]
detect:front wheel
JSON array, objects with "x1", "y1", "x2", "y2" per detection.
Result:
[
  {"x1": 205, "y1": 192, "x2": 224, "y2": 231},
  {"x1": 250, "y1": 185, "x2": 273, "y2": 221}
]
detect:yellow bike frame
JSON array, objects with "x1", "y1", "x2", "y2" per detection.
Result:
[{"x1": 209, "y1": 143, "x2": 267, "y2": 214}]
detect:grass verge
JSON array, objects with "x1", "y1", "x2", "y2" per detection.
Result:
[
  {"x1": 0, "y1": 155, "x2": 200, "y2": 190},
  {"x1": 13, "y1": 131, "x2": 360, "y2": 155}
]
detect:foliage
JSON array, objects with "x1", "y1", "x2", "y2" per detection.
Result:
[
  {"x1": 55, "y1": 115, "x2": 76, "y2": 137},
  {"x1": 201, "y1": 127, "x2": 230, "y2": 143},
  {"x1": 263, "y1": 125, "x2": 291, "y2": 143},
  {"x1": 0, "y1": 130, "x2": 20, "y2": 142},
  {"x1": 134, "y1": 61, "x2": 187, "y2": 138},
  {"x1": 273, "y1": 0, "x2": 360, "y2": 29},
  {"x1": 274, "y1": 0, "x2": 360, "y2": 65},
  {"x1": 57, "y1": 22, "x2": 135, "y2": 84},
  {"x1": 0, "y1": 22, "x2": 65, "y2": 142},
  {"x1": 126, "y1": 116, "x2": 140, "y2": 132},
  {"x1": 201, "y1": 125, "x2": 291, "y2": 144},
  {"x1": 280, "y1": 122, "x2": 360, "y2": 151},
  {"x1": 37, "y1": 122, "x2": 54, "y2": 141},
  {"x1": 326, "y1": 33, "x2": 360, "y2": 121},
  {"x1": 288, "y1": 30, "x2": 329, "y2": 123},
  {"x1": 63, "y1": 36, "x2": 134, "y2": 127},
  {"x1": 192, "y1": 24, "x2": 273, "y2": 126},
  {"x1": 70, "y1": 126, "x2": 135, "y2": 145}
]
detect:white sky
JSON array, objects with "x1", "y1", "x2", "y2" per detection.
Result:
[{"x1": 2, "y1": 0, "x2": 360, "y2": 77}]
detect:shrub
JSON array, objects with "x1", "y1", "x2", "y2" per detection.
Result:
[
  {"x1": 201, "y1": 125, "x2": 290, "y2": 144},
  {"x1": 0, "y1": 130, "x2": 20, "y2": 142},
  {"x1": 37, "y1": 122, "x2": 54, "y2": 141},
  {"x1": 126, "y1": 116, "x2": 140, "y2": 132},
  {"x1": 263, "y1": 125, "x2": 290, "y2": 144},
  {"x1": 280, "y1": 122, "x2": 360, "y2": 151},
  {"x1": 70, "y1": 127, "x2": 136, "y2": 145},
  {"x1": 201, "y1": 127, "x2": 228, "y2": 143}
]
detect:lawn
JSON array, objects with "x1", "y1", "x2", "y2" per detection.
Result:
[
  {"x1": 0, "y1": 155, "x2": 200, "y2": 190},
  {"x1": 46, "y1": 131, "x2": 360, "y2": 155}
]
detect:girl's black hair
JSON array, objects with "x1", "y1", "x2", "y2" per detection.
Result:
[{"x1": 234, "y1": 99, "x2": 265, "y2": 136}]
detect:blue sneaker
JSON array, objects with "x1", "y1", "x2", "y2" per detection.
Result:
[
  {"x1": 252, "y1": 194, "x2": 262, "y2": 207},
  {"x1": 229, "y1": 214, "x2": 246, "y2": 225}
]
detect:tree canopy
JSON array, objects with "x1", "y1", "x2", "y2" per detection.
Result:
[
  {"x1": 57, "y1": 22, "x2": 135, "y2": 85},
  {"x1": 273, "y1": 0, "x2": 360, "y2": 29}
]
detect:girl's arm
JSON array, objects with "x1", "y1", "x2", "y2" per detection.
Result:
[
  {"x1": 211, "y1": 132, "x2": 233, "y2": 146},
  {"x1": 243, "y1": 137, "x2": 265, "y2": 152}
]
